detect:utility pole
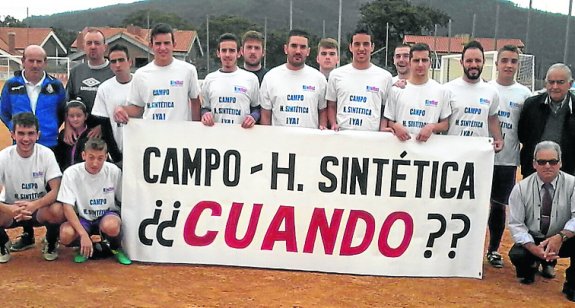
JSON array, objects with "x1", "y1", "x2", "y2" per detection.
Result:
[
  {"x1": 206, "y1": 15, "x2": 210, "y2": 73},
  {"x1": 525, "y1": 0, "x2": 533, "y2": 53},
  {"x1": 289, "y1": 0, "x2": 293, "y2": 30},
  {"x1": 337, "y1": 0, "x2": 342, "y2": 66},
  {"x1": 564, "y1": 0, "x2": 573, "y2": 63}
]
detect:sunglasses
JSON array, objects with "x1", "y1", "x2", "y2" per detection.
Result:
[{"x1": 535, "y1": 159, "x2": 560, "y2": 166}]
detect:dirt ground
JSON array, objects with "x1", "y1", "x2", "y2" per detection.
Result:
[{"x1": 0, "y1": 126, "x2": 573, "y2": 307}]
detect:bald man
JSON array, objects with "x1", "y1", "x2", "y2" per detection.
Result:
[{"x1": 0, "y1": 44, "x2": 66, "y2": 251}]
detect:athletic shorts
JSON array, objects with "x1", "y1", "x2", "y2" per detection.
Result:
[
  {"x1": 79, "y1": 211, "x2": 120, "y2": 235},
  {"x1": 490, "y1": 165, "x2": 517, "y2": 205}
]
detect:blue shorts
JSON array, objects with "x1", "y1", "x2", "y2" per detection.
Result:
[{"x1": 79, "y1": 211, "x2": 120, "y2": 235}]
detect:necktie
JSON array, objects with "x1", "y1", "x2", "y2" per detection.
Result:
[{"x1": 540, "y1": 182, "x2": 552, "y2": 235}]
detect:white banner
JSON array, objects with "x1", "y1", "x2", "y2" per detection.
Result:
[{"x1": 122, "y1": 120, "x2": 494, "y2": 278}]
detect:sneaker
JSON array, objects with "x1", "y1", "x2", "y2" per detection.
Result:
[
  {"x1": 111, "y1": 249, "x2": 132, "y2": 265},
  {"x1": 10, "y1": 232, "x2": 35, "y2": 252},
  {"x1": 73, "y1": 251, "x2": 88, "y2": 263},
  {"x1": 42, "y1": 241, "x2": 59, "y2": 261},
  {"x1": 0, "y1": 242, "x2": 10, "y2": 263},
  {"x1": 487, "y1": 251, "x2": 503, "y2": 268}
]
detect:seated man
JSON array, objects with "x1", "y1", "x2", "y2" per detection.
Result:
[
  {"x1": 58, "y1": 138, "x2": 130, "y2": 265},
  {"x1": 508, "y1": 141, "x2": 575, "y2": 302},
  {"x1": 0, "y1": 112, "x2": 64, "y2": 263}
]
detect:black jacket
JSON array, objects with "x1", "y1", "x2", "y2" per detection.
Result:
[{"x1": 518, "y1": 92, "x2": 575, "y2": 177}]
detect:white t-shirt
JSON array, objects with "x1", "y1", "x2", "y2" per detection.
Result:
[
  {"x1": 259, "y1": 64, "x2": 327, "y2": 129},
  {"x1": 384, "y1": 79, "x2": 452, "y2": 134},
  {"x1": 201, "y1": 68, "x2": 260, "y2": 125},
  {"x1": 57, "y1": 162, "x2": 122, "y2": 221},
  {"x1": 326, "y1": 64, "x2": 393, "y2": 131},
  {"x1": 445, "y1": 78, "x2": 500, "y2": 137},
  {"x1": 128, "y1": 58, "x2": 200, "y2": 121},
  {"x1": 489, "y1": 80, "x2": 532, "y2": 166},
  {"x1": 92, "y1": 76, "x2": 132, "y2": 152},
  {"x1": 0, "y1": 144, "x2": 61, "y2": 203}
]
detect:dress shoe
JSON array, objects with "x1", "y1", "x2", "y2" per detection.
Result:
[{"x1": 541, "y1": 264, "x2": 556, "y2": 279}]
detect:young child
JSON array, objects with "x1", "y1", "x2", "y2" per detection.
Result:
[
  {"x1": 57, "y1": 138, "x2": 130, "y2": 264},
  {"x1": 54, "y1": 100, "x2": 90, "y2": 171}
]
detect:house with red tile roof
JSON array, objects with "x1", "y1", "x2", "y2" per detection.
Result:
[
  {"x1": 68, "y1": 26, "x2": 203, "y2": 69},
  {"x1": 401, "y1": 34, "x2": 529, "y2": 86},
  {"x1": 0, "y1": 27, "x2": 67, "y2": 57},
  {"x1": 0, "y1": 27, "x2": 68, "y2": 82},
  {"x1": 403, "y1": 35, "x2": 524, "y2": 54}
]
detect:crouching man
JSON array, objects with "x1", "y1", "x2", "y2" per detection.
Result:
[
  {"x1": 58, "y1": 138, "x2": 130, "y2": 265},
  {"x1": 508, "y1": 141, "x2": 575, "y2": 302},
  {"x1": 0, "y1": 112, "x2": 64, "y2": 262}
]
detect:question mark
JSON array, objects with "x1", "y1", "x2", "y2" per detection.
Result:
[
  {"x1": 425, "y1": 213, "x2": 446, "y2": 258},
  {"x1": 449, "y1": 214, "x2": 471, "y2": 259}
]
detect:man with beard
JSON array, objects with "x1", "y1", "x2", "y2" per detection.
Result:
[
  {"x1": 201, "y1": 33, "x2": 260, "y2": 128},
  {"x1": 241, "y1": 31, "x2": 268, "y2": 85},
  {"x1": 445, "y1": 40, "x2": 503, "y2": 152},
  {"x1": 392, "y1": 44, "x2": 411, "y2": 84},
  {"x1": 259, "y1": 29, "x2": 327, "y2": 129},
  {"x1": 326, "y1": 27, "x2": 393, "y2": 131}
]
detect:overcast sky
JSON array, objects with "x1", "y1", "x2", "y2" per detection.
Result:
[
  {"x1": 2, "y1": 0, "x2": 574, "y2": 21},
  {"x1": 3, "y1": 1, "x2": 141, "y2": 20}
]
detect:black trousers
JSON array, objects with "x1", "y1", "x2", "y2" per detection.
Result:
[{"x1": 509, "y1": 237, "x2": 575, "y2": 286}]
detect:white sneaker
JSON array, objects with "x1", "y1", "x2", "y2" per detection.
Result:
[
  {"x1": 42, "y1": 241, "x2": 59, "y2": 261},
  {"x1": 0, "y1": 242, "x2": 11, "y2": 263}
]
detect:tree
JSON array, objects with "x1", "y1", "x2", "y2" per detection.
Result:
[
  {"x1": 0, "y1": 15, "x2": 27, "y2": 27},
  {"x1": 122, "y1": 9, "x2": 194, "y2": 30},
  {"x1": 358, "y1": 0, "x2": 449, "y2": 67}
]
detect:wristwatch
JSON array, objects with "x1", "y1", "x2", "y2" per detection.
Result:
[{"x1": 559, "y1": 231, "x2": 569, "y2": 242}]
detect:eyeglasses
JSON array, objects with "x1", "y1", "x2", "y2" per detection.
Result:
[{"x1": 535, "y1": 159, "x2": 560, "y2": 166}]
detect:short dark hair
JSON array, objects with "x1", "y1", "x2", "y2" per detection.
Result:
[
  {"x1": 84, "y1": 138, "x2": 108, "y2": 153},
  {"x1": 65, "y1": 99, "x2": 88, "y2": 116},
  {"x1": 109, "y1": 44, "x2": 130, "y2": 59},
  {"x1": 286, "y1": 29, "x2": 309, "y2": 44},
  {"x1": 497, "y1": 44, "x2": 519, "y2": 61},
  {"x1": 462, "y1": 40, "x2": 484, "y2": 60},
  {"x1": 353, "y1": 26, "x2": 371, "y2": 37},
  {"x1": 350, "y1": 26, "x2": 372, "y2": 43},
  {"x1": 410, "y1": 43, "x2": 431, "y2": 58},
  {"x1": 12, "y1": 112, "x2": 39, "y2": 132},
  {"x1": 242, "y1": 30, "x2": 264, "y2": 46},
  {"x1": 150, "y1": 23, "x2": 174, "y2": 44},
  {"x1": 395, "y1": 43, "x2": 411, "y2": 54},
  {"x1": 218, "y1": 33, "x2": 240, "y2": 50}
]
